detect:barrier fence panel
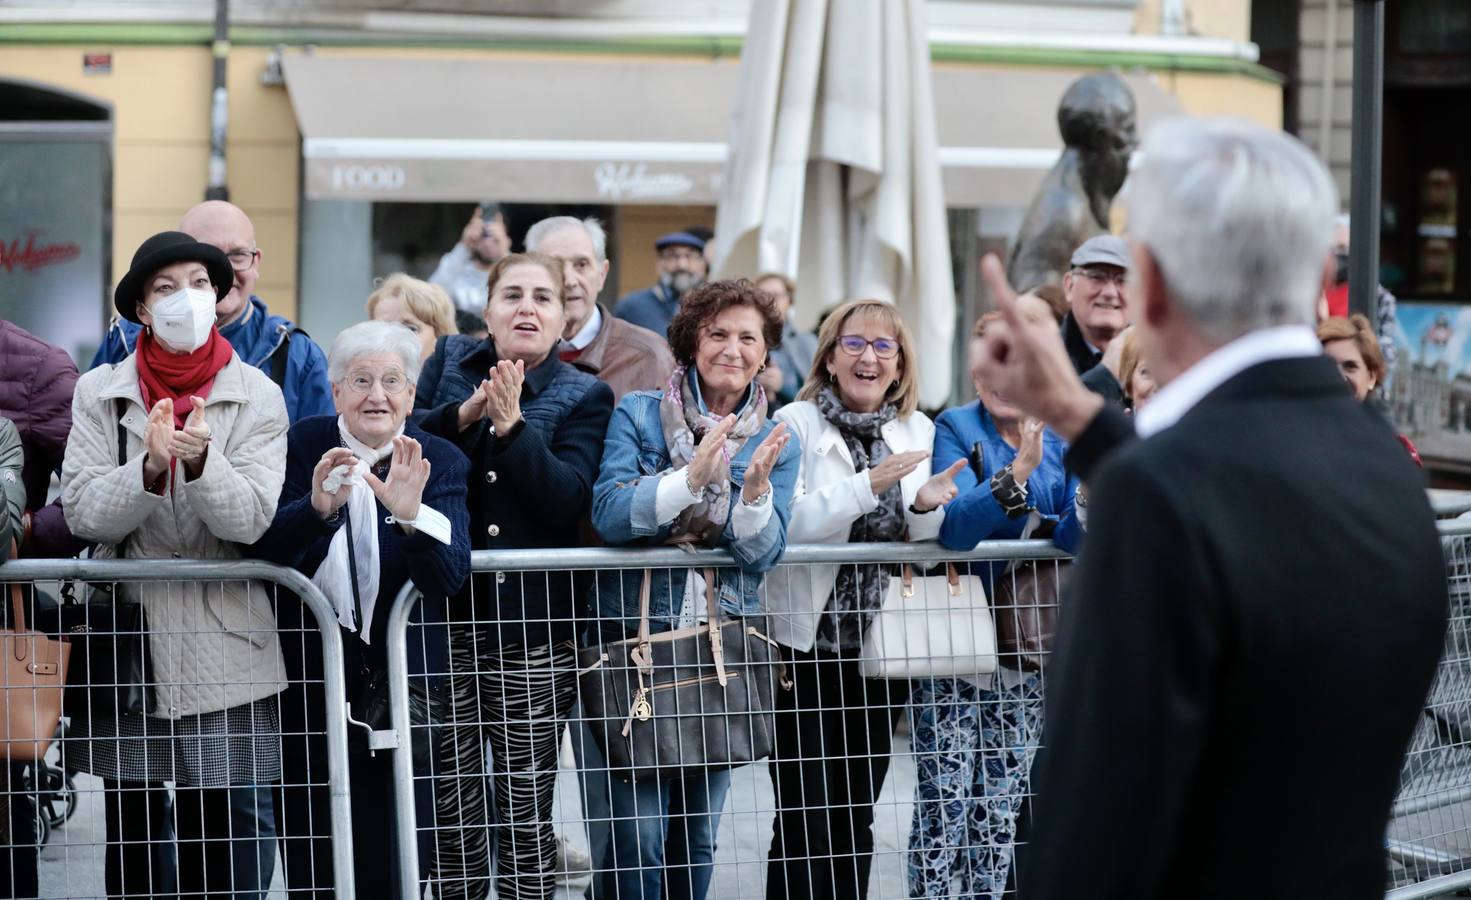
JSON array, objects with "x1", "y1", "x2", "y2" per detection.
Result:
[
  {"x1": 383, "y1": 539, "x2": 1067, "y2": 900},
  {"x1": 0, "y1": 558, "x2": 355, "y2": 898},
  {"x1": 1388, "y1": 517, "x2": 1471, "y2": 899}
]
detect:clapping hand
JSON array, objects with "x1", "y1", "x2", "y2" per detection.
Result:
[
  {"x1": 485, "y1": 359, "x2": 524, "y2": 436},
  {"x1": 741, "y1": 423, "x2": 790, "y2": 504},
  {"x1": 1012, "y1": 418, "x2": 1045, "y2": 485},
  {"x1": 142, "y1": 398, "x2": 175, "y2": 484},
  {"x1": 363, "y1": 436, "x2": 432, "y2": 526},
  {"x1": 456, "y1": 360, "x2": 525, "y2": 435},
  {"x1": 685, "y1": 415, "x2": 736, "y2": 492},
  {"x1": 310, "y1": 447, "x2": 359, "y2": 520},
  {"x1": 172, "y1": 396, "x2": 212, "y2": 479},
  {"x1": 868, "y1": 450, "x2": 929, "y2": 496},
  {"x1": 913, "y1": 458, "x2": 968, "y2": 513}
]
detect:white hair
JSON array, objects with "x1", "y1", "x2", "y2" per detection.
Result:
[
  {"x1": 328, "y1": 320, "x2": 422, "y2": 384},
  {"x1": 524, "y1": 215, "x2": 608, "y2": 263},
  {"x1": 1122, "y1": 117, "x2": 1338, "y2": 342}
]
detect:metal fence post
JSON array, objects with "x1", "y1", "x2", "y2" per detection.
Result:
[
  {"x1": 384, "y1": 581, "x2": 423, "y2": 900},
  {"x1": 1348, "y1": 0, "x2": 1384, "y2": 322}
]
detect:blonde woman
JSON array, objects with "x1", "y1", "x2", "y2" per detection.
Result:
[
  {"x1": 763, "y1": 298, "x2": 963, "y2": 899},
  {"x1": 367, "y1": 273, "x2": 457, "y2": 364}
]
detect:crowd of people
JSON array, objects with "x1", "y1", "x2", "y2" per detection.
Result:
[{"x1": 0, "y1": 119, "x2": 1428, "y2": 900}]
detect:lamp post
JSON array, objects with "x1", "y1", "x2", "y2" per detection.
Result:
[{"x1": 1348, "y1": 0, "x2": 1384, "y2": 321}]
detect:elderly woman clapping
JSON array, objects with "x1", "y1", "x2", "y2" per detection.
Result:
[
  {"x1": 61, "y1": 231, "x2": 289, "y2": 898},
  {"x1": 253, "y1": 320, "x2": 471, "y2": 894},
  {"x1": 590, "y1": 279, "x2": 800, "y2": 900}
]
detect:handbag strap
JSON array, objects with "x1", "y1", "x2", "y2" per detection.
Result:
[
  {"x1": 114, "y1": 398, "x2": 128, "y2": 561},
  {"x1": 7, "y1": 538, "x2": 27, "y2": 659},
  {"x1": 704, "y1": 568, "x2": 729, "y2": 687}
]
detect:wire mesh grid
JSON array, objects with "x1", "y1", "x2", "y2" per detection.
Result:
[
  {"x1": 389, "y1": 547, "x2": 1062, "y2": 900},
  {"x1": 1388, "y1": 524, "x2": 1471, "y2": 897},
  {"x1": 1, "y1": 566, "x2": 350, "y2": 899}
]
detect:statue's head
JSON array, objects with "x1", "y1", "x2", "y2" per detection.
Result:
[{"x1": 1058, "y1": 73, "x2": 1138, "y2": 199}]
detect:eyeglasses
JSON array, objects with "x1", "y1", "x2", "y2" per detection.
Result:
[
  {"x1": 343, "y1": 371, "x2": 409, "y2": 395},
  {"x1": 226, "y1": 248, "x2": 259, "y2": 272},
  {"x1": 1072, "y1": 266, "x2": 1127, "y2": 287},
  {"x1": 836, "y1": 335, "x2": 900, "y2": 359}
]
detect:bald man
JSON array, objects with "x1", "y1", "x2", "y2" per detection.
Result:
[{"x1": 91, "y1": 200, "x2": 333, "y2": 422}]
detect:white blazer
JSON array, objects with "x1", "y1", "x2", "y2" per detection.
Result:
[{"x1": 764, "y1": 399, "x2": 943, "y2": 651}]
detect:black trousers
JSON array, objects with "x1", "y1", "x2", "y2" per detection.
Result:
[
  {"x1": 2, "y1": 764, "x2": 38, "y2": 899},
  {"x1": 765, "y1": 646, "x2": 908, "y2": 900}
]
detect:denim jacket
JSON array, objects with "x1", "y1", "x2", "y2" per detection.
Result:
[{"x1": 591, "y1": 388, "x2": 801, "y2": 639}]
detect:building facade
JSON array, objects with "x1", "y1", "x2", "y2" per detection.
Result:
[{"x1": 0, "y1": 0, "x2": 1279, "y2": 367}]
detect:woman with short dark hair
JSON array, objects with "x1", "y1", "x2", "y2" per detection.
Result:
[{"x1": 589, "y1": 279, "x2": 800, "y2": 900}]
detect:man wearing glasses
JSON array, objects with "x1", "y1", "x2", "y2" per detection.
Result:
[
  {"x1": 613, "y1": 230, "x2": 709, "y2": 338},
  {"x1": 91, "y1": 200, "x2": 334, "y2": 423},
  {"x1": 1060, "y1": 234, "x2": 1130, "y2": 376}
]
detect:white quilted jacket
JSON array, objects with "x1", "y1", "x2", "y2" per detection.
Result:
[{"x1": 61, "y1": 352, "x2": 289, "y2": 719}]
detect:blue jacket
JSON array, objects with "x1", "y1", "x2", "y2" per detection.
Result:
[
  {"x1": 91, "y1": 296, "x2": 334, "y2": 424},
  {"x1": 933, "y1": 400, "x2": 1082, "y2": 564},
  {"x1": 416, "y1": 335, "x2": 615, "y2": 649},
  {"x1": 611, "y1": 284, "x2": 678, "y2": 338},
  {"x1": 591, "y1": 386, "x2": 800, "y2": 639},
  {"x1": 252, "y1": 415, "x2": 471, "y2": 688}
]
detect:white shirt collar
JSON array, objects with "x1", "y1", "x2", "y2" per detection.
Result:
[
  {"x1": 568, "y1": 304, "x2": 603, "y2": 350},
  {"x1": 1134, "y1": 325, "x2": 1321, "y2": 438}
]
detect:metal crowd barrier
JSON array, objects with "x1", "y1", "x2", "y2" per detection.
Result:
[
  {"x1": 382, "y1": 539, "x2": 1066, "y2": 900},
  {"x1": 0, "y1": 558, "x2": 356, "y2": 897},
  {"x1": 1387, "y1": 516, "x2": 1471, "y2": 899}
]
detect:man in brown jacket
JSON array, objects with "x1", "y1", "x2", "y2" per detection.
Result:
[{"x1": 525, "y1": 215, "x2": 675, "y2": 400}]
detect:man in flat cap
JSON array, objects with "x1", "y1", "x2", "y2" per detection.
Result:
[
  {"x1": 1060, "y1": 234, "x2": 1130, "y2": 376},
  {"x1": 613, "y1": 230, "x2": 709, "y2": 338}
]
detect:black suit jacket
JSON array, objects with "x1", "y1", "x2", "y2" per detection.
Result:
[{"x1": 1020, "y1": 355, "x2": 1447, "y2": 900}]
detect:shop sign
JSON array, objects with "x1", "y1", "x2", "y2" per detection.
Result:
[
  {"x1": 595, "y1": 162, "x2": 694, "y2": 201},
  {"x1": 0, "y1": 231, "x2": 82, "y2": 274},
  {"x1": 330, "y1": 163, "x2": 406, "y2": 193}
]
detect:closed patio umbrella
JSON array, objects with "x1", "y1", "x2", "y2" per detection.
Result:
[{"x1": 713, "y1": 0, "x2": 955, "y2": 408}]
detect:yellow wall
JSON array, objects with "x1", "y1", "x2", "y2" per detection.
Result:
[
  {"x1": 0, "y1": 44, "x2": 302, "y2": 321},
  {"x1": 1134, "y1": 0, "x2": 1253, "y2": 42},
  {"x1": 1158, "y1": 70, "x2": 1284, "y2": 129},
  {"x1": 1, "y1": 41, "x2": 1280, "y2": 319}
]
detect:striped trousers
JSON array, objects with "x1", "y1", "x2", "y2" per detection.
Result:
[{"x1": 433, "y1": 627, "x2": 578, "y2": 900}]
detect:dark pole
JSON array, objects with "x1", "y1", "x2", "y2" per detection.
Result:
[
  {"x1": 205, "y1": 0, "x2": 230, "y2": 201},
  {"x1": 1348, "y1": 0, "x2": 1384, "y2": 320}
]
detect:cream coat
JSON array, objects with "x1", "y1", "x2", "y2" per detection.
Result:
[
  {"x1": 62, "y1": 352, "x2": 289, "y2": 719},
  {"x1": 764, "y1": 399, "x2": 944, "y2": 651}
]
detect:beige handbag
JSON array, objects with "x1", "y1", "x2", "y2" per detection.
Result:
[
  {"x1": 859, "y1": 564, "x2": 998, "y2": 679},
  {"x1": 3, "y1": 542, "x2": 71, "y2": 760}
]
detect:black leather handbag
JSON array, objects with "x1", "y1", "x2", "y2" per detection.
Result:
[{"x1": 578, "y1": 568, "x2": 784, "y2": 783}]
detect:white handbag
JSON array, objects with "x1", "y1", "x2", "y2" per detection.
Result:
[{"x1": 858, "y1": 564, "x2": 998, "y2": 679}]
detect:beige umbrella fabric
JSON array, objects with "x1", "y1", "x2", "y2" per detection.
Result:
[{"x1": 713, "y1": 0, "x2": 955, "y2": 408}]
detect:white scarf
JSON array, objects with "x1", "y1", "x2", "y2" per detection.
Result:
[{"x1": 311, "y1": 416, "x2": 402, "y2": 644}]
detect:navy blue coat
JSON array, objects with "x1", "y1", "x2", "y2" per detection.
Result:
[
  {"x1": 253, "y1": 415, "x2": 471, "y2": 685},
  {"x1": 416, "y1": 335, "x2": 614, "y2": 649}
]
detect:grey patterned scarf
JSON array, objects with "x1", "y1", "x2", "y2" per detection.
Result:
[
  {"x1": 658, "y1": 365, "x2": 768, "y2": 543},
  {"x1": 813, "y1": 386, "x2": 906, "y2": 651}
]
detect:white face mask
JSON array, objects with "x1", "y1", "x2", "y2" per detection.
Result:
[{"x1": 150, "y1": 287, "x2": 218, "y2": 352}]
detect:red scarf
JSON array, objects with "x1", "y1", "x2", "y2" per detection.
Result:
[{"x1": 134, "y1": 327, "x2": 233, "y2": 427}]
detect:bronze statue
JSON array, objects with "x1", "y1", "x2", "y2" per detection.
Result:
[{"x1": 1007, "y1": 73, "x2": 1138, "y2": 291}]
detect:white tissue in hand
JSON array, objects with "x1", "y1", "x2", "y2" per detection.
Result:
[{"x1": 322, "y1": 460, "x2": 366, "y2": 494}]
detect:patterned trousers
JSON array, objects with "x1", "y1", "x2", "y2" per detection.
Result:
[
  {"x1": 433, "y1": 629, "x2": 577, "y2": 900},
  {"x1": 906, "y1": 673, "x2": 1044, "y2": 899}
]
